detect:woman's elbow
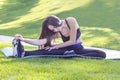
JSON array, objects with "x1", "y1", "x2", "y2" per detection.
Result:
[{"x1": 38, "y1": 39, "x2": 47, "y2": 45}]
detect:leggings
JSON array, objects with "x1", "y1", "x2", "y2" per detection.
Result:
[
  {"x1": 24, "y1": 45, "x2": 106, "y2": 58},
  {"x1": 75, "y1": 48, "x2": 106, "y2": 58},
  {"x1": 25, "y1": 48, "x2": 67, "y2": 56}
]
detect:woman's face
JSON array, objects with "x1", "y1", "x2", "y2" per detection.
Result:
[{"x1": 48, "y1": 25, "x2": 59, "y2": 32}]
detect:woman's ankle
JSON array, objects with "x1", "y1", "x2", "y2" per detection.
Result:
[{"x1": 21, "y1": 52, "x2": 25, "y2": 58}]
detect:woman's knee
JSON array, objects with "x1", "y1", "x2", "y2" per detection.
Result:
[{"x1": 100, "y1": 51, "x2": 106, "y2": 58}]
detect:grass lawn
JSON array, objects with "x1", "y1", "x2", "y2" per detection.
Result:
[
  {"x1": 0, "y1": 43, "x2": 120, "y2": 80},
  {"x1": 0, "y1": 0, "x2": 120, "y2": 80}
]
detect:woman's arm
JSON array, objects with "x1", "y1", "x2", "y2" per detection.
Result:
[
  {"x1": 14, "y1": 34, "x2": 47, "y2": 46},
  {"x1": 22, "y1": 38, "x2": 47, "y2": 46}
]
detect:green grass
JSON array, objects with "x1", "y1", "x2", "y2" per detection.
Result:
[
  {"x1": 0, "y1": 0, "x2": 120, "y2": 80},
  {"x1": 0, "y1": 43, "x2": 120, "y2": 80}
]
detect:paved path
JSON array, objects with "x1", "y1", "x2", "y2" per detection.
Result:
[
  {"x1": 0, "y1": 35, "x2": 34, "y2": 46},
  {"x1": 0, "y1": 35, "x2": 120, "y2": 59},
  {"x1": 0, "y1": 35, "x2": 14, "y2": 42}
]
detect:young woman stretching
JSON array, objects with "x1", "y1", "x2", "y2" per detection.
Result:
[{"x1": 13, "y1": 15, "x2": 106, "y2": 58}]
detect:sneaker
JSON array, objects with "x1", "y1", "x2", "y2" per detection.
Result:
[
  {"x1": 12, "y1": 39, "x2": 25, "y2": 58},
  {"x1": 12, "y1": 39, "x2": 18, "y2": 57},
  {"x1": 64, "y1": 50, "x2": 77, "y2": 56}
]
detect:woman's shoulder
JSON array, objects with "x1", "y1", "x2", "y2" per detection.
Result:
[
  {"x1": 66, "y1": 17, "x2": 77, "y2": 24},
  {"x1": 66, "y1": 17, "x2": 76, "y2": 21},
  {"x1": 66, "y1": 17, "x2": 76, "y2": 22}
]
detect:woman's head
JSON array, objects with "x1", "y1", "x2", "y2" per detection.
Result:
[
  {"x1": 39, "y1": 15, "x2": 62, "y2": 47},
  {"x1": 45, "y1": 15, "x2": 62, "y2": 27}
]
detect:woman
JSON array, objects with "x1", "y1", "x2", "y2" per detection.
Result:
[{"x1": 14, "y1": 15, "x2": 106, "y2": 58}]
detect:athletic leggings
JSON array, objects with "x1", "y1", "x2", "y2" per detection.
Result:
[{"x1": 24, "y1": 44, "x2": 106, "y2": 58}]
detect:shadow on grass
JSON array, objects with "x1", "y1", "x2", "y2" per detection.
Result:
[
  {"x1": 0, "y1": 0, "x2": 39, "y2": 24},
  {"x1": 0, "y1": 56, "x2": 72, "y2": 64},
  {"x1": 0, "y1": 19, "x2": 43, "y2": 38},
  {"x1": 57, "y1": 0, "x2": 120, "y2": 31}
]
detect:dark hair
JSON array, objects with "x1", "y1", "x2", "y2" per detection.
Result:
[{"x1": 39, "y1": 15, "x2": 62, "y2": 48}]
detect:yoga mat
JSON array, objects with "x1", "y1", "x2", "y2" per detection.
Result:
[{"x1": 1, "y1": 47, "x2": 120, "y2": 59}]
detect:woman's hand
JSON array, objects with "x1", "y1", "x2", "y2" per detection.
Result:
[
  {"x1": 14, "y1": 34, "x2": 24, "y2": 41},
  {"x1": 45, "y1": 46, "x2": 57, "y2": 51}
]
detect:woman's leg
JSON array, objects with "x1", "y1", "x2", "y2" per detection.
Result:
[
  {"x1": 25, "y1": 48, "x2": 67, "y2": 56},
  {"x1": 75, "y1": 47, "x2": 106, "y2": 58},
  {"x1": 14, "y1": 39, "x2": 106, "y2": 58},
  {"x1": 13, "y1": 39, "x2": 68, "y2": 57}
]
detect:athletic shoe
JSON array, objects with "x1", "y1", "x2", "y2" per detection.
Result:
[{"x1": 12, "y1": 39, "x2": 25, "y2": 58}]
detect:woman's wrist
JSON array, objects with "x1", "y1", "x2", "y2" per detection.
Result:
[{"x1": 20, "y1": 38, "x2": 25, "y2": 42}]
